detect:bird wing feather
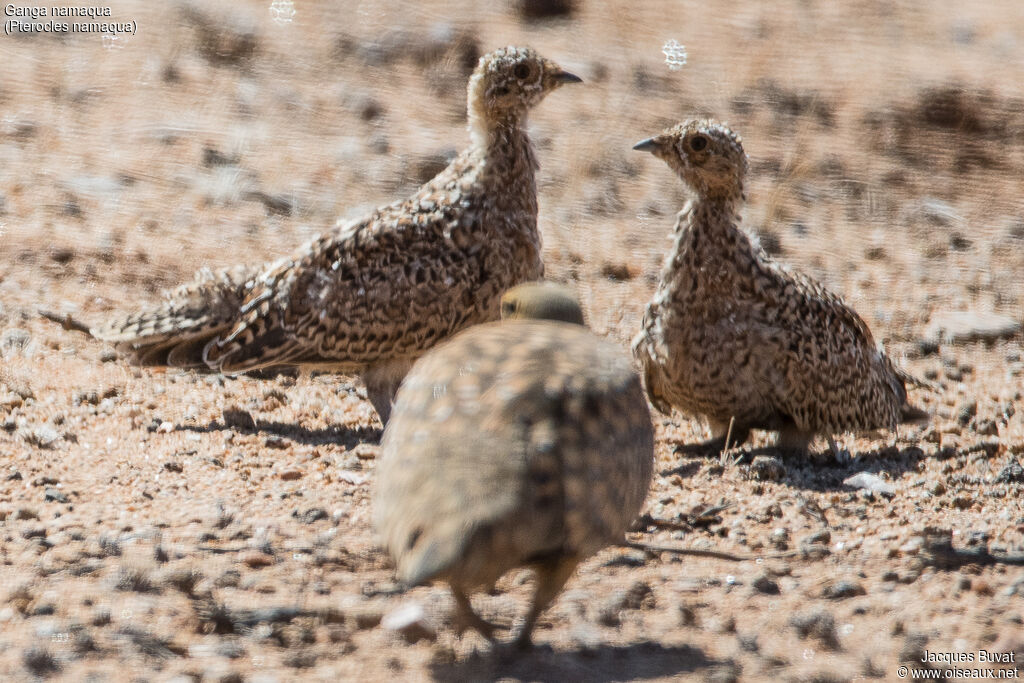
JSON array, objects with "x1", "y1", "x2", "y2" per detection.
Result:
[{"x1": 204, "y1": 192, "x2": 485, "y2": 373}]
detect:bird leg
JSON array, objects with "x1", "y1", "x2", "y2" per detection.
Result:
[
  {"x1": 674, "y1": 420, "x2": 750, "y2": 457},
  {"x1": 775, "y1": 425, "x2": 814, "y2": 455},
  {"x1": 513, "y1": 556, "x2": 579, "y2": 650},
  {"x1": 450, "y1": 587, "x2": 508, "y2": 642},
  {"x1": 362, "y1": 358, "x2": 415, "y2": 427},
  {"x1": 826, "y1": 435, "x2": 851, "y2": 464},
  {"x1": 745, "y1": 428, "x2": 850, "y2": 464}
]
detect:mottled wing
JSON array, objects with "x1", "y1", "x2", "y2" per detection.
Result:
[
  {"x1": 550, "y1": 332, "x2": 655, "y2": 555},
  {"x1": 631, "y1": 311, "x2": 675, "y2": 416},
  {"x1": 205, "y1": 199, "x2": 487, "y2": 373},
  {"x1": 758, "y1": 262, "x2": 908, "y2": 432},
  {"x1": 203, "y1": 148, "x2": 531, "y2": 374}
]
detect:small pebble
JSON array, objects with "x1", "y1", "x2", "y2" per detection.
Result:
[
  {"x1": 678, "y1": 603, "x2": 698, "y2": 626},
  {"x1": 957, "y1": 400, "x2": 978, "y2": 426},
  {"x1": 222, "y1": 408, "x2": 257, "y2": 431},
  {"x1": 22, "y1": 646, "x2": 60, "y2": 676},
  {"x1": 751, "y1": 573, "x2": 780, "y2": 595},
  {"x1": 265, "y1": 435, "x2": 289, "y2": 449},
  {"x1": 899, "y1": 570, "x2": 921, "y2": 584},
  {"x1": 746, "y1": 455, "x2": 786, "y2": 481},
  {"x1": 353, "y1": 606, "x2": 384, "y2": 630},
  {"x1": 381, "y1": 602, "x2": 436, "y2": 644},
  {"x1": 351, "y1": 444, "x2": 380, "y2": 460},
  {"x1": 790, "y1": 609, "x2": 839, "y2": 649},
  {"x1": 294, "y1": 507, "x2": 328, "y2": 524},
  {"x1": 821, "y1": 580, "x2": 866, "y2": 600},
  {"x1": 993, "y1": 459, "x2": 1024, "y2": 484},
  {"x1": 13, "y1": 507, "x2": 39, "y2": 520},
  {"x1": 240, "y1": 551, "x2": 274, "y2": 568},
  {"x1": 769, "y1": 527, "x2": 790, "y2": 548},
  {"x1": 43, "y1": 487, "x2": 68, "y2": 503},
  {"x1": 843, "y1": 472, "x2": 895, "y2": 498},
  {"x1": 803, "y1": 529, "x2": 831, "y2": 545}
]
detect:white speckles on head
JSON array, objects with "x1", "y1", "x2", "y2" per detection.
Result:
[{"x1": 466, "y1": 46, "x2": 574, "y2": 149}]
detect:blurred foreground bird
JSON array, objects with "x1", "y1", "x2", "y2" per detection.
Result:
[
  {"x1": 373, "y1": 282, "x2": 654, "y2": 648},
  {"x1": 631, "y1": 119, "x2": 927, "y2": 457},
  {"x1": 91, "y1": 47, "x2": 582, "y2": 424}
]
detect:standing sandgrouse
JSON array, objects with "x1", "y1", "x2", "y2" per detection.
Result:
[
  {"x1": 373, "y1": 282, "x2": 654, "y2": 649},
  {"x1": 91, "y1": 47, "x2": 581, "y2": 424},
  {"x1": 631, "y1": 119, "x2": 926, "y2": 456}
]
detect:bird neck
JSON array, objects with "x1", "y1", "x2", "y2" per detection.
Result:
[
  {"x1": 471, "y1": 119, "x2": 539, "y2": 185},
  {"x1": 659, "y1": 194, "x2": 753, "y2": 294},
  {"x1": 679, "y1": 194, "x2": 743, "y2": 239}
]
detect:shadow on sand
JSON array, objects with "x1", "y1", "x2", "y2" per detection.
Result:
[
  {"x1": 429, "y1": 641, "x2": 721, "y2": 683},
  {"x1": 662, "y1": 443, "x2": 938, "y2": 493},
  {"x1": 775, "y1": 444, "x2": 933, "y2": 492},
  {"x1": 179, "y1": 419, "x2": 381, "y2": 449}
]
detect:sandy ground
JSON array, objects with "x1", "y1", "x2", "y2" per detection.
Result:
[{"x1": 1, "y1": 1, "x2": 1023, "y2": 681}]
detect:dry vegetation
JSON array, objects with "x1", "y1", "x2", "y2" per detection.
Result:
[{"x1": 1, "y1": 1, "x2": 1023, "y2": 681}]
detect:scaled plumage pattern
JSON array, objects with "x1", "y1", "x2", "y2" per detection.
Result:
[
  {"x1": 91, "y1": 47, "x2": 581, "y2": 424},
  {"x1": 632, "y1": 119, "x2": 926, "y2": 454},
  {"x1": 373, "y1": 282, "x2": 654, "y2": 648}
]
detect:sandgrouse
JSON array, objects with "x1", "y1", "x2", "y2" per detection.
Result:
[
  {"x1": 631, "y1": 119, "x2": 926, "y2": 456},
  {"x1": 373, "y1": 282, "x2": 654, "y2": 649},
  {"x1": 91, "y1": 47, "x2": 581, "y2": 424}
]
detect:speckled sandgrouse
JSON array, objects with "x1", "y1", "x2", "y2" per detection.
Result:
[
  {"x1": 91, "y1": 47, "x2": 581, "y2": 424},
  {"x1": 373, "y1": 281, "x2": 654, "y2": 649},
  {"x1": 631, "y1": 119, "x2": 926, "y2": 455}
]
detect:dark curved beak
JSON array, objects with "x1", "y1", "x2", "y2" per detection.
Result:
[
  {"x1": 554, "y1": 70, "x2": 583, "y2": 85},
  {"x1": 632, "y1": 137, "x2": 660, "y2": 153}
]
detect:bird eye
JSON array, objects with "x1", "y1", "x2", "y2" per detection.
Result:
[
  {"x1": 690, "y1": 135, "x2": 708, "y2": 152},
  {"x1": 501, "y1": 301, "x2": 516, "y2": 316},
  {"x1": 513, "y1": 63, "x2": 532, "y2": 80}
]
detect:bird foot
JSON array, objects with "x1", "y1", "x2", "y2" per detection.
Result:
[
  {"x1": 452, "y1": 610, "x2": 511, "y2": 642},
  {"x1": 512, "y1": 630, "x2": 534, "y2": 651},
  {"x1": 827, "y1": 435, "x2": 852, "y2": 464},
  {"x1": 672, "y1": 437, "x2": 728, "y2": 458}
]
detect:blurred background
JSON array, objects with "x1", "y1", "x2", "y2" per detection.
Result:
[
  {"x1": 2, "y1": 0, "x2": 1022, "y2": 349},
  {"x1": 1, "y1": 3, "x2": 1023, "y2": 679}
]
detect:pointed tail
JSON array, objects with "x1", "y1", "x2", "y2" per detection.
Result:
[{"x1": 90, "y1": 264, "x2": 260, "y2": 368}]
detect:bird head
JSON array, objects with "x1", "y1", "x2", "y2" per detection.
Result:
[
  {"x1": 467, "y1": 46, "x2": 581, "y2": 140},
  {"x1": 500, "y1": 281, "x2": 585, "y2": 326},
  {"x1": 633, "y1": 119, "x2": 748, "y2": 202}
]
